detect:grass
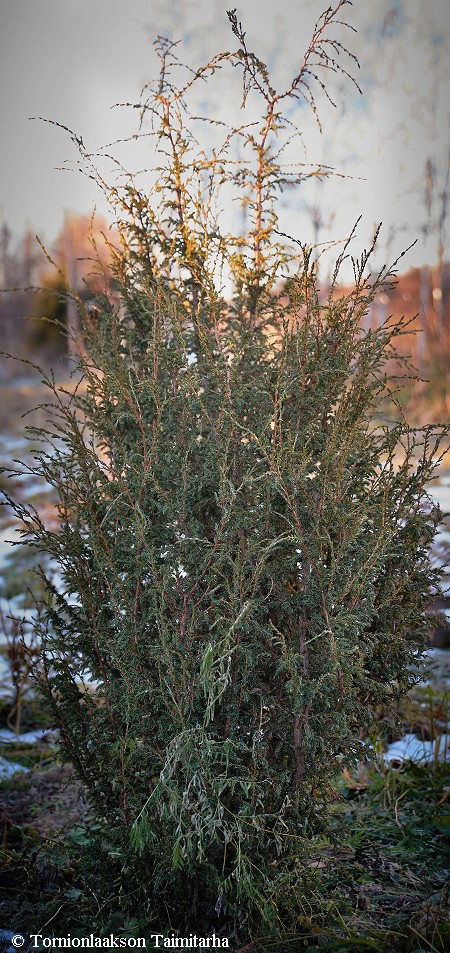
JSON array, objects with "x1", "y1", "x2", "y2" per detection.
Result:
[
  {"x1": 0, "y1": 739, "x2": 56, "y2": 771},
  {"x1": 1, "y1": 686, "x2": 449, "y2": 951},
  {"x1": 312, "y1": 760, "x2": 450, "y2": 951}
]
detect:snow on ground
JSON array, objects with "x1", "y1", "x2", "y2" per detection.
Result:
[
  {"x1": 413, "y1": 647, "x2": 450, "y2": 688},
  {"x1": 384, "y1": 732, "x2": 450, "y2": 765},
  {"x1": 0, "y1": 727, "x2": 59, "y2": 745},
  {"x1": 0, "y1": 755, "x2": 29, "y2": 780}
]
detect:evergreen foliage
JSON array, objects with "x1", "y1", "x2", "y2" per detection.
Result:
[{"x1": 2, "y1": 0, "x2": 447, "y2": 934}]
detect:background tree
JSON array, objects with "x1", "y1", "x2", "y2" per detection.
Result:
[{"x1": 0, "y1": 213, "x2": 114, "y2": 370}]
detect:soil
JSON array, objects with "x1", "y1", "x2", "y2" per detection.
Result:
[
  {"x1": 0, "y1": 763, "x2": 90, "y2": 933},
  {"x1": 0, "y1": 762, "x2": 90, "y2": 839}
]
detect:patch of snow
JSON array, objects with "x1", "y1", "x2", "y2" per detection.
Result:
[
  {"x1": 430, "y1": 480, "x2": 450, "y2": 513},
  {"x1": 0, "y1": 727, "x2": 59, "y2": 745},
  {"x1": 0, "y1": 434, "x2": 30, "y2": 455},
  {"x1": 0, "y1": 654, "x2": 13, "y2": 693},
  {"x1": 0, "y1": 526, "x2": 23, "y2": 572},
  {"x1": 384, "y1": 732, "x2": 450, "y2": 765},
  {"x1": 0, "y1": 754, "x2": 30, "y2": 780},
  {"x1": 0, "y1": 602, "x2": 38, "y2": 625},
  {"x1": 414, "y1": 647, "x2": 450, "y2": 687}
]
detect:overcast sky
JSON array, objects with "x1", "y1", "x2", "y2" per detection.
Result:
[{"x1": 1, "y1": 0, "x2": 450, "y2": 274}]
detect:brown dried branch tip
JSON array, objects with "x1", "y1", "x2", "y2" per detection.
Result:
[{"x1": 2, "y1": 1, "x2": 448, "y2": 940}]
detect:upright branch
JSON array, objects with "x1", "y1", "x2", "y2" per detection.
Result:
[
  {"x1": 73, "y1": 1, "x2": 361, "y2": 326},
  {"x1": 226, "y1": 0, "x2": 360, "y2": 315}
]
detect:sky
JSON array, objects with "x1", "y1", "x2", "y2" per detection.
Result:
[{"x1": 1, "y1": 0, "x2": 450, "y2": 276}]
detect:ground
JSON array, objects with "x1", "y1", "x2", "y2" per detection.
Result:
[
  {"x1": 0, "y1": 761, "x2": 89, "y2": 838},
  {"x1": 0, "y1": 728, "x2": 449, "y2": 951}
]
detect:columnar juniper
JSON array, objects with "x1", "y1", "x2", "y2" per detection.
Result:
[{"x1": 2, "y1": 1, "x2": 447, "y2": 936}]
